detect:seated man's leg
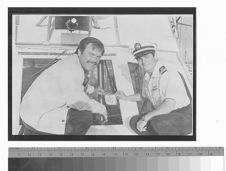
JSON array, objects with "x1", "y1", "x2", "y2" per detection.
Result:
[
  {"x1": 65, "y1": 108, "x2": 93, "y2": 135},
  {"x1": 23, "y1": 126, "x2": 40, "y2": 135},
  {"x1": 22, "y1": 120, "x2": 53, "y2": 135},
  {"x1": 148, "y1": 105, "x2": 192, "y2": 135},
  {"x1": 130, "y1": 99, "x2": 157, "y2": 135},
  {"x1": 130, "y1": 114, "x2": 156, "y2": 135}
]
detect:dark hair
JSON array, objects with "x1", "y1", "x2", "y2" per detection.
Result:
[{"x1": 75, "y1": 37, "x2": 105, "y2": 56}]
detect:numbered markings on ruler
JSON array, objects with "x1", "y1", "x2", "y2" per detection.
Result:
[{"x1": 9, "y1": 147, "x2": 224, "y2": 158}]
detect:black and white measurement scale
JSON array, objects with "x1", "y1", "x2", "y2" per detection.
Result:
[{"x1": 9, "y1": 147, "x2": 224, "y2": 158}]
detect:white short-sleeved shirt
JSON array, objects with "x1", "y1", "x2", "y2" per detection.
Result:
[
  {"x1": 20, "y1": 54, "x2": 105, "y2": 134},
  {"x1": 142, "y1": 61, "x2": 190, "y2": 110}
]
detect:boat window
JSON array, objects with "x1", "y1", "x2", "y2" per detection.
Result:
[
  {"x1": 21, "y1": 58, "x2": 58, "y2": 99},
  {"x1": 88, "y1": 60, "x2": 123, "y2": 125}
]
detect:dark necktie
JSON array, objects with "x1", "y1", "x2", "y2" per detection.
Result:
[{"x1": 83, "y1": 72, "x2": 90, "y2": 87}]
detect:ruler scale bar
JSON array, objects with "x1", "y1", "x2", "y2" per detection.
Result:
[{"x1": 9, "y1": 147, "x2": 224, "y2": 158}]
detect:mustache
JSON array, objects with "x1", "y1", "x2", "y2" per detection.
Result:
[{"x1": 87, "y1": 61, "x2": 99, "y2": 65}]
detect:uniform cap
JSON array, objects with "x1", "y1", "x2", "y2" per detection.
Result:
[{"x1": 133, "y1": 43, "x2": 156, "y2": 59}]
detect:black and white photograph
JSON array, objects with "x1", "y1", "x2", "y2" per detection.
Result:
[{"x1": 9, "y1": 8, "x2": 196, "y2": 140}]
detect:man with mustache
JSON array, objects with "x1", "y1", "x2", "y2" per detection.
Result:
[
  {"x1": 20, "y1": 37, "x2": 107, "y2": 135},
  {"x1": 115, "y1": 43, "x2": 192, "y2": 135}
]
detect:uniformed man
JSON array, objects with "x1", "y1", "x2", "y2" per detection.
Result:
[
  {"x1": 115, "y1": 43, "x2": 192, "y2": 135},
  {"x1": 20, "y1": 37, "x2": 107, "y2": 135}
]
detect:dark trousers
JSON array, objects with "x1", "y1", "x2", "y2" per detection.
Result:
[
  {"x1": 130, "y1": 105, "x2": 192, "y2": 135},
  {"x1": 22, "y1": 121, "x2": 53, "y2": 135},
  {"x1": 22, "y1": 108, "x2": 93, "y2": 135},
  {"x1": 64, "y1": 109, "x2": 93, "y2": 135},
  {"x1": 148, "y1": 105, "x2": 192, "y2": 135}
]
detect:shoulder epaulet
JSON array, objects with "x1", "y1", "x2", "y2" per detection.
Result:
[{"x1": 159, "y1": 66, "x2": 167, "y2": 75}]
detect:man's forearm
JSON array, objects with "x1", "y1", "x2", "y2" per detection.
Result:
[
  {"x1": 122, "y1": 93, "x2": 142, "y2": 102},
  {"x1": 143, "y1": 99, "x2": 176, "y2": 121}
]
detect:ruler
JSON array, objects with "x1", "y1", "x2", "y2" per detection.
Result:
[{"x1": 9, "y1": 147, "x2": 224, "y2": 158}]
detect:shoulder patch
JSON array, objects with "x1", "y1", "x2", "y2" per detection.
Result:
[{"x1": 159, "y1": 66, "x2": 167, "y2": 75}]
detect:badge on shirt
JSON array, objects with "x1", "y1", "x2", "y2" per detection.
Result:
[{"x1": 159, "y1": 66, "x2": 167, "y2": 75}]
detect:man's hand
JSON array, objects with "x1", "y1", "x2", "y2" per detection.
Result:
[
  {"x1": 101, "y1": 108, "x2": 108, "y2": 122},
  {"x1": 137, "y1": 117, "x2": 148, "y2": 132},
  {"x1": 115, "y1": 90, "x2": 127, "y2": 100},
  {"x1": 99, "y1": 104, "x2": 108, "y2": 122}
]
